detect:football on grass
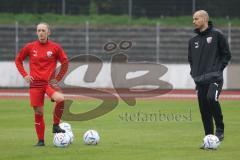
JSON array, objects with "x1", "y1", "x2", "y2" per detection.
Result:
[{"x1": 83, "y1": 130, "x2": 100, "y2": 145}]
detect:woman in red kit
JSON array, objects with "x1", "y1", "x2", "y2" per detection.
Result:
[{"x1": 15, "y1": 22, "x2": 68, "y2": 146}]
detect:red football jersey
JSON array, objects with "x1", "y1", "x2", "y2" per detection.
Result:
[{"x1": 15, "y1": 40, "x2": 68, "y2": 86}]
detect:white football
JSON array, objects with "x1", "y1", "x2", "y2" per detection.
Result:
[
  {"x1": 59, "y1": 122, "x2": 74, "y2": 143},
  {"x1": 59, "y1": 122, "x2": 72, "y2": 133},
  {"x1": 53, "y1": 133, "x2": 71, "y2": 148},
  {"x1": 203, "y1": 134, "x2": 220, "y2": 149},
  {"x1": 67, "y1": 131, "x2": 74, "y2": 144},
  {"x1": 83, "y1": 130, "x2": 100, "y2": 145}
]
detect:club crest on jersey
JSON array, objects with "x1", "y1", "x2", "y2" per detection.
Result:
[
  {"x1": 33, "y1": 50, "x2": 38, "y2": 57},
  {"x1": 47, "y1": 51, "x2": 53, "y2": 57},
  {"x1": 206, "y1": 37, "x2": 212, "y2": 44},
  {"x1": 194, "y1": 41, "x2": 199, "y2": 48}
]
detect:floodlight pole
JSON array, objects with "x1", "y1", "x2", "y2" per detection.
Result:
[
  {"x1": 62, "y1": 0, "x2": 66, "y2": 16},
  {"x1": 128, "y1": 0, "x2": 132, "y2": 20},
  {"x1": 228, "y1": 22, "x2": 232, "y2": 50},
  {"x1": 156, "y1": 22, "x2": 160, "y2": 63},
  {"x1": 15, "y1": 21, "x2": 19, "y2": 55},
  {"x1": 86, "y1": 21, "x2": 89, "y2": 55},
  {"x1": 192, "y1": 0, "x2": 196, "y2": 14}
]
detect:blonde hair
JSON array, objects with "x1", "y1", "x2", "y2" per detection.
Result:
[{"x1": 37, "y1": 22, "x2": 50, "y2": 32}]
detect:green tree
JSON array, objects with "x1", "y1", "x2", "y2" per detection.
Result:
[{"x1": 89, "y1": 0, "x2": 98, "y2": 15}]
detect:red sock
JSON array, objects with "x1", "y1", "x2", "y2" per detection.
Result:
[
  {"x1": 34, "y1": 114, "x2": 45, "y2": 141},
  {"x1": 53, "y1": 101, "x2": 64, "y2": 125}
]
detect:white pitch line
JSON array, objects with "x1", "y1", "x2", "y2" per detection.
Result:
[{"x1": 0, "y1": 92, "x2": 239, "y2": 99}]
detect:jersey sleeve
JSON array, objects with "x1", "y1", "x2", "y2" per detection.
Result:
[
  {"x1": 218, "y1": 32, "x2": 231, "y2": 71},
  {"x1": 55, "y1": 45, "x2": 69, "y2": 82},
  {"x1": 188, "y1": 40, "x2": 193, "y2": 75},
  {"x1": 15, "y1": 44, "x2": 30, "y2": 78}
]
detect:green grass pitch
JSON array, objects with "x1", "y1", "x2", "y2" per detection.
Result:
[{"x1": 0, "y1": 98, "x2": 239, "y2": 160}]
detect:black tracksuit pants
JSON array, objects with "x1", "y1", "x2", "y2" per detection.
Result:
[{"x1": 197, "y1": 81, "x2": 224, "y2": 135}]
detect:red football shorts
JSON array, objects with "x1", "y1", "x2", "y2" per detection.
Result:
[{"x1": 29, "y1": 85, "x2": 56, "y2": 107}]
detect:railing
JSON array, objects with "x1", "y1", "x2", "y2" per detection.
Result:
[{"x1": 1, "y1": 22, "x2": 239, "y2": 63}]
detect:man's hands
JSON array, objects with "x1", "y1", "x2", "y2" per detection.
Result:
[
  {"x1": 49, "y1": 78, "x2": 62, "y2": 92},
  {"x1": 24, "y1": 75, "x2": 34, "y2": 83},
  {"x1": 49, "y1": 79, "x2": 58, "y2": 87}
]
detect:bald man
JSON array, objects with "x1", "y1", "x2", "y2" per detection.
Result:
[
  {"x1": 188, "y1": 10, "x2": 231, "y2": 148},
  {"x1": 15, "y1": 22, "x2": 69, "y2": 146}
]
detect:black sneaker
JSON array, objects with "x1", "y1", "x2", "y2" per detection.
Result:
[
  {"x1": 200, "y1": 143, "x2": 205, "y2": 150},
  {"x1": 35, "y1": 140, "x2": 45, "y2": 147},
  {"x1": 52, "y1": 124, "x2": 65, "y2": 133},
  {"x1": 215, "y1": 128, "x2": 224, "y2": 141},
  {"x1": 200, "y1": 143, "x2": 216, "y2": 150}
]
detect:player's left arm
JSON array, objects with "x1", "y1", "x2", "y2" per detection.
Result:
[
  {"x1": 55, "y1": 45, "x2": 69, "y2": 82},
  {"x1": 218, "y1": 32, "x2": 231, "y2": 71}
]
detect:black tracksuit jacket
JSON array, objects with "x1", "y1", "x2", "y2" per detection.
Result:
[{"x1": 188, "y1": 21, "x2": 231, "y2": 85}]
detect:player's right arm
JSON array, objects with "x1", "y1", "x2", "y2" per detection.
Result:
[
  {"x1": 188, "y1": 40, "x2": 193, "y2": 75},
  {"x1": 15, "y1": 44, "x2": 34, "y2": 83}
]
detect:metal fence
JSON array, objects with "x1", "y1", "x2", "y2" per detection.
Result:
[
  {"x1": 0, "y1": 0, "x2": 239, "y2": 63},
  {"x1": 1, "y1": 21, "x2": 239, "y2": 63},
  {"x1": 0, "y1": 0, "x2": 239, "y2": 18}
]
